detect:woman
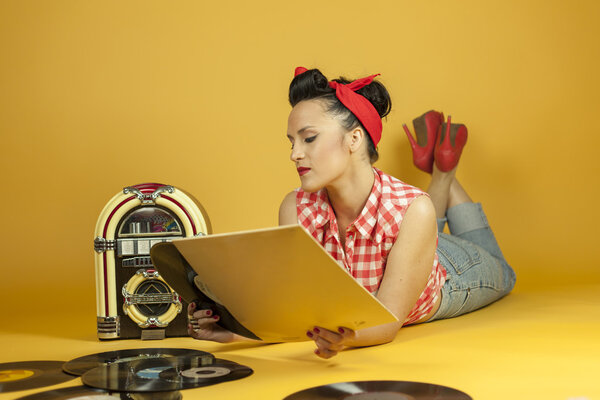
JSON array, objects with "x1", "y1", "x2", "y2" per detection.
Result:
[{"x1": 187, "y1": 67, "x2": 516, "y2": 359}]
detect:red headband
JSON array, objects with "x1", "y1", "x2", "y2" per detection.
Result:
[{"x1": 294, "y1": 67, "x2": 382, "y2": 146}]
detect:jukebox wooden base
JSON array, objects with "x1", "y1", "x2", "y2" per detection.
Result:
[{"x1": 94, "y1": 183, "x2": 211, "y2": 340}]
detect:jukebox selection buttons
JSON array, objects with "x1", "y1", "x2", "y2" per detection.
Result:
[
  {"x1": 137, "y1": 240, "x2": 150, "y2": 255},
  {"x1": 122, "y1": 256, "x2": 154, "y2": 268},
  {"x1": 117, "y1": 237, "x2": 173, "y2": 256}
]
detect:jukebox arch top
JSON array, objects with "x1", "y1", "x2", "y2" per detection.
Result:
[{"x1": 93, "y1": 183, "x2": 211, "y2": 339}]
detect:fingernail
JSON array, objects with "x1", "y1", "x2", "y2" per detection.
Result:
[
  {"x1": 314, "y1": 349, "x2": 320, "y2": 355},
  {"x1": 313, "y1": 327, "x2": 320, "y2": 334},
  {"x1": 338, "y1": 328, "x2": 345, "y2": 334},
  {"x1": 206, "y1": 310, "x2": 212, "y2": 316},
  {"x1": 191, "y1": 303, "x2": 196, "y2": 308},
  {"x1": 213, "y1": 315, "x2": 219, "y2": 320},
  {"x1": 306, "y1": 331, "x2": 313, "y2": 338}
]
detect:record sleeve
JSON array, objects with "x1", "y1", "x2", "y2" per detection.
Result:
[{"x1": 151, "y1": 225, "x2": 399, "y2": 342}]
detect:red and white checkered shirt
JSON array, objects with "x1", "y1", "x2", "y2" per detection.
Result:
[{"x1": 296, "y1": 168, "x2": 447, "y2": 326}]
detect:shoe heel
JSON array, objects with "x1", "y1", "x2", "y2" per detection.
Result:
[
  {"x1": 403, "y1": 110, "x2": 443, "y2": 174},
  {"x1": 403, "y1": 123, "x2": 418, "y2": 149},
  {"x1": 435, "y1": 115, "x2": 468, "y2": 172}
]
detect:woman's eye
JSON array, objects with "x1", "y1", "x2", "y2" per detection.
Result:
[{"x1": 305, "y1": 135, "x2": 317, "y2": 143}]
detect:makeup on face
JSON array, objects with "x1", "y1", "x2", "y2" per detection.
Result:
[
  {"x1": 297, "y1": 167, "x2": 311, "y2": 176},
  {"x1": 287, "y1": 100, "x2": 352, "y2": 191}
]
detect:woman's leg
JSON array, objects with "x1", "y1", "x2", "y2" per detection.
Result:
[
  {"x1": 426, "y1": 165, "x2": 516, "y2": 322},
  {"x1": 427, "y1": 163, "x2": 505, "y2": 259},
  {"x1": 427, "y1": 164, "x2": 473, "y2": 232}
]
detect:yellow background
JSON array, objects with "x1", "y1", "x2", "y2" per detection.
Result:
[
  {"x1": 2, "y1": 0, "x2": 598, "y2": 306},
  {"x1": 0, "y1": 1, "x2": 599, "y2": 399}
]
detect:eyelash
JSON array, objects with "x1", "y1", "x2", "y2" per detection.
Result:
[{"x1": 290, "y1": 135, "x2": 317, "y2": 149}]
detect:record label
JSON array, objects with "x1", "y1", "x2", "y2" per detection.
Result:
[
  {"x1": 0, "y1": 369, "x2": 37, "y2": 382},
  {"x1": 135, "y1": 366, "x2": 171, "y2": 380},
  {"x1": 180, "y1": 366, "x2": 231, "y2": 379},
  {"x1": 0, "y1": 362, "x2": 76, "y2": 393}
]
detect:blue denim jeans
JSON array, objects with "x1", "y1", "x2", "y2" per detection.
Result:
[{"x1": 428, "y1": 202, "x2": 516, "y2": 321}]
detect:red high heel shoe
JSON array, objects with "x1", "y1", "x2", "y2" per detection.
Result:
[
  {"x1": 434, "y1": 115, "x2": 468, "y2": 172},
  {"x1": 403, "y1": 110, "x2": 444, "y2": 173}
]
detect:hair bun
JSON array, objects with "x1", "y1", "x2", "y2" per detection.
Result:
[
  {"x1": 355, "y1": 80, "x2": 391, "y2": 119},
  {"x1": 289, "y1": 68, "x2": 332, "y2": 106}
]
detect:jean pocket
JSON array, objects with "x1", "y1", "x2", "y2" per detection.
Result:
[
  {"x1": 447, "y1": 287, "x2": 471, "y2": 318},
  {"x1": 437, "y1": 234, "x2": 482, "y2": 275}
]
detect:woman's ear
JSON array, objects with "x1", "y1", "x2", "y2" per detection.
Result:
[{"x1": 348, "y1": 127, "x2": 365, "y2": 153}]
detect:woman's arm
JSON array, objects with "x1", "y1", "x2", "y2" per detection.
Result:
[
  {"x1": 279, "y1": 191, "x2": 297, "y2": 225},
  {"x1": 311, "y1": 194, "x2": 438, "y2": 357}
]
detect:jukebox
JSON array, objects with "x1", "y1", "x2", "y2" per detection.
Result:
[{"x1": 93, "y1": 183, "x2": 211, "y2": 340}]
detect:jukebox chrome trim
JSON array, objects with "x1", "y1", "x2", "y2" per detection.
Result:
[
  {"x1": 94, "y1": 237, "x2": 116, "y2": 253},
  {"x1": 151, "y1": 185, "x2": 175, "y2": 201},
  {"x1": 123, "y1": 185, "x2": 175, "y2": 205},
  {"x1": 121, "y1": 269, "x2": 182, "y2": 328},
  {"x1": 97, "y1": 316, "x2": 120, "y2": 339}
]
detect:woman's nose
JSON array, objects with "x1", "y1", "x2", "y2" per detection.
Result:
[{"x1": 290, "y1": 145, "x2": 304, "y2": 162}]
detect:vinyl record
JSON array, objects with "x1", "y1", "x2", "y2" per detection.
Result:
[
  {"x1": 14, "y1": 385, "x2": 182, "y2": 400},
  {"x1": 283, "y1": 380, "x2": 473, "y2": 400},
  {"x1": 82, "y1": 355, "x2": 252, "y2": 392},
  {"x1": 0, "y1": 361, "x2": 77, "y2": 393},
  {"x1": 63, "y1": 348, "x2": 214, "y2": 376},
  {"x1": 13, "y1": 385, "x2": 182, "y2": 400}
]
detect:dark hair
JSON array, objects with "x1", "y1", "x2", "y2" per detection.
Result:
[{"x1": 288, "y1": 68, "x2": 391, "y2": 163}]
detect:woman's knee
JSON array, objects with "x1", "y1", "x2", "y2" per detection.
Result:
[{"x1": 501, "y1": 260, "x2": 517, "y2": 295}]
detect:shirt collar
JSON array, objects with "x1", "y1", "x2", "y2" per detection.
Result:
[
  {"x1": 352, "y1": 168, "x2": 382, "y2": 241},
  {"x1": 301, "y1": 168, "x2": 384, "y2": 243},
  {"x1": 299, "y1": 188, "x2": 332, "y2": 231}
]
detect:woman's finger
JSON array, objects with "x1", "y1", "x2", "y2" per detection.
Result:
[
  {"x1": 336, "y1": 326, "x2": 355, "y2": 340},
  {"x1": 311, "y1": 327, "x2": 343, "y2": 345},
  {"x1": 314, "y1": 347, "x2": 337, "y2": 359},
  {"x1": 314, "y1": 335, "x2": 343, "y2": 353},
  {"x1": 188, "y1": 323, "x2": 207, "y2": 340},
  {"x1": 195, "y1": 315, "x2": 219, "y2": 329},
  {"x1": 187, "y1": 302, "x2": 196, "y2": 314},
  {"x1": 192, "y1": 309, "x2": 213, "y2": 319}
]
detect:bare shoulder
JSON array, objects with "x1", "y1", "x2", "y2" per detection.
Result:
[
  {"x1": 278, "y1": 191, "x2": 297, "y2": 225},
  {"x1": 397, "y1": 194, "x2": 437, "y2": 239},
  {"x1": 404, "y1": 194, "x2": 436, "y2": 221}
]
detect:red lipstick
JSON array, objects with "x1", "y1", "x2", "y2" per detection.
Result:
[{"x1": 297, "y1": 167, "x2": 311, "y2": 176}]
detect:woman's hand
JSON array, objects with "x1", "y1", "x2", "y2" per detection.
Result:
[
  {"x1": 307, "y1": 326, "x2": 355, "y2": 359},
  {"x1": 186, "y1": 302, "x2": 235, "y2": 343}
]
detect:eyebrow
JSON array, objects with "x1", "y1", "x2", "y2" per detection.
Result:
[{"x1": 287, "y1": 126, "x2": 316, "y2": 139}]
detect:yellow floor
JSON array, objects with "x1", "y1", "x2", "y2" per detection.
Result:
[{"x1": 1, "y1": 281, "x2": 599, "y2": 400}]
